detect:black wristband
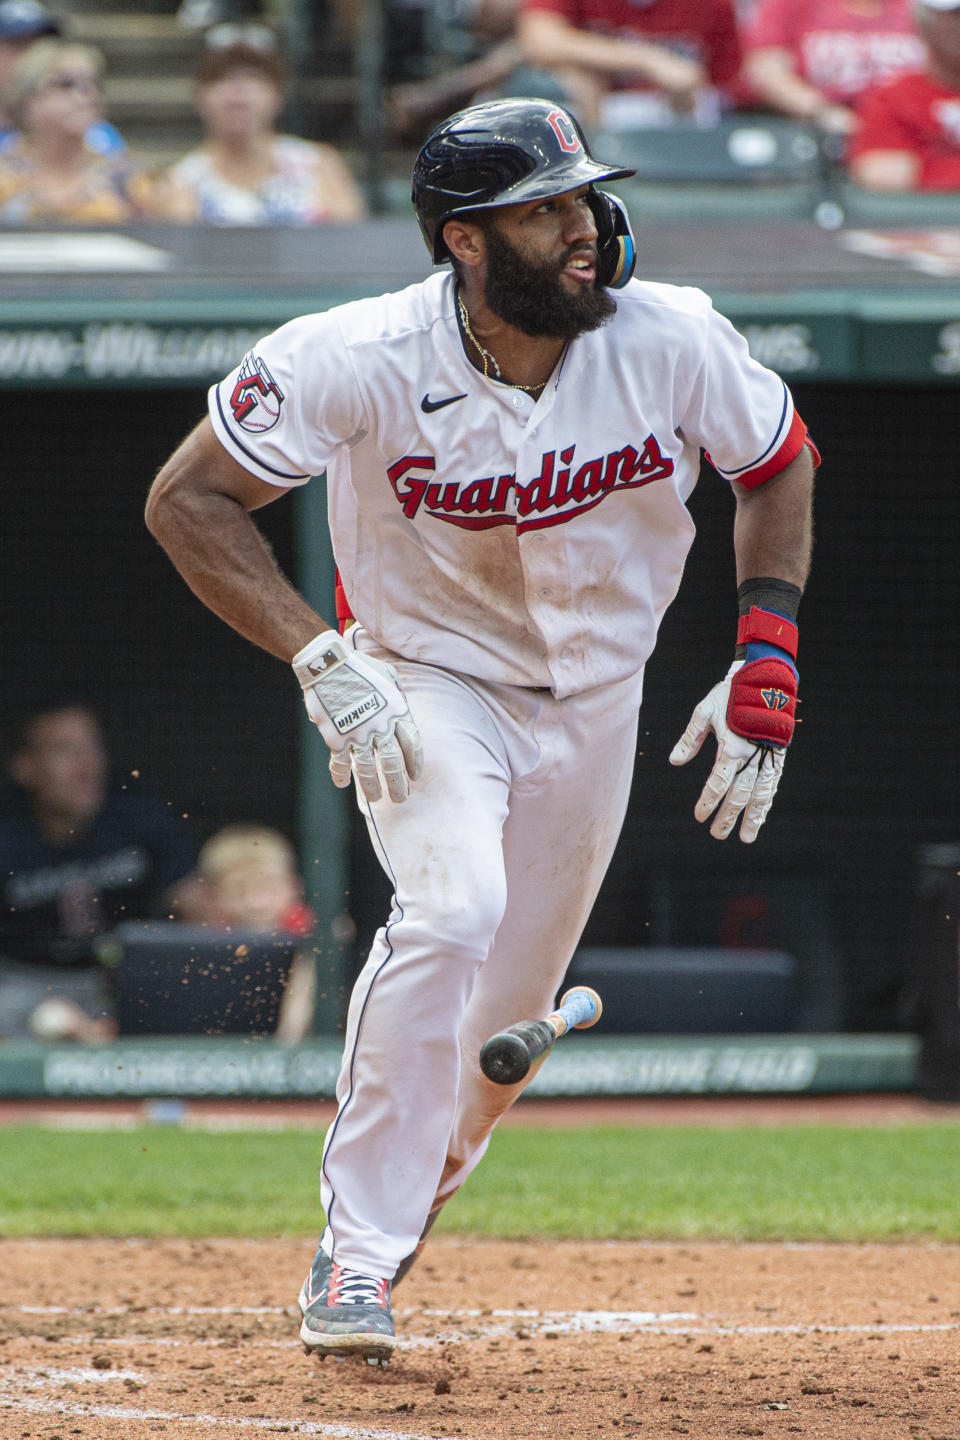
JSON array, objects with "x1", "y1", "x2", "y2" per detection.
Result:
[
  {"x1": 736, "y1": 578, "x2": 802, "y2": 660},
  {"x1": 737, "y1": 577, "x2": 802, "y2": 622}
]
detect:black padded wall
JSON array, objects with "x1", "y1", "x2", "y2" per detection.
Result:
[
  {"x1": 5, "y1": 382, "x2": 958, "y2": 1030},
  {"x1": 3, "y1": 389, "x2": 299, "y2": 846}
]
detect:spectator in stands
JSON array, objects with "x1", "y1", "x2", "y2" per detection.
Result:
[
  {"x1": 386, "y1": 0, "x2": 527, "y2": 145},
  {"x1": 0, "y1": 39, "x2": 156, "y2": 223},
  {"x1": 0, "y1": 1, "x2": 125, "y2": 154},
  {"x1": 848, "y1": 0, "x2": 960, "y2": 187},
  {"x1": 740, "y1": 0, "x2": 927, "y2": 135},
  {"x1": 0, "y1": 0, "x2": 56, "y2": 128},
  {"x1": 160, "y1": 25, "x2": 367, "y2": 225},
  {"x1": 0, "y1": 700, "x2": 199, "y2": 1041},
  {"x1": 189, "y1": 823, "x2": 319, "y2": 1041},
  {"x1": 515, "y1": 0, "x2": 744, "y2": 130}
]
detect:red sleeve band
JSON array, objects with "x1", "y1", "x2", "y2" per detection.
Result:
[
  {"x1": 736, "y1": 606, "x2": 799, "y2": 660},
  {"x1": 733, "y1": 412, "x2": 821, "y2": 490}
]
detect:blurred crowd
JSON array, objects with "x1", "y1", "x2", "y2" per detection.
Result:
[
  {"x1": 0, "y1": 0, "x2": 959, "y2": 226},
  {"x1": 0, "y1": 0, "x2": 368, "y2": 223},
  {"x1": 385, "y1": 0, "x2": 960, "y2": 193}
]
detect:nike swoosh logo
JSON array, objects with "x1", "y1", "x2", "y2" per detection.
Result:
[{"x1": 421, "y1": 391, "x2": 467, "y2": 413}]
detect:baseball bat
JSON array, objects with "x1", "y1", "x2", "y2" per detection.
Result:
[{"x1": 479, "y1": 986, "x2": 602, "y2": 1086}]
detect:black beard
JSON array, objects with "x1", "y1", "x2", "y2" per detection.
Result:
[{"x1": 481, "y1": 221, "x2": 617, "y2": 340}]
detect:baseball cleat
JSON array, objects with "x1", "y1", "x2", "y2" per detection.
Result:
[
  {"x1": 393, "y1": 1204, "x2": 444, "y2": 1287},
  {"x1": 298, "y1": 1245, "x2": 396, "y2": 1364}
]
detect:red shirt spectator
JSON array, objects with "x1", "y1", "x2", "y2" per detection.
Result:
[
  {"x1": 848, "y1": 1, "x2": 960, "y2": 189},
  {"x1": 849, "y1": 71, "x2": 960, "y2": 188},
  {"x1": 517, "y1": 0, "x2": 742, "y2": 127},
  {"x1": 741, "y1": 0, "x2": 926, "y2": 133},
  {"x1": 524, "y1": 0, "x2": 742, "y2": 88}
]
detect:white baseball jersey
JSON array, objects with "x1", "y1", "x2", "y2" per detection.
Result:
[{"x1": 209, "y1": 270, "x2": 809, "y2": 699}]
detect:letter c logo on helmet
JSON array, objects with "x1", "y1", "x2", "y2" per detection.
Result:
[
  {"x1": 546, "y1": 107, "x2": 581, "y2": 155},
  {"x1": 411, "y1": 96, "x2": 638, "y2": 289}
]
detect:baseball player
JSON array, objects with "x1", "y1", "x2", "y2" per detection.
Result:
[{"x1": 146, "y1": 97, "x2": 816, "y2": 1365}]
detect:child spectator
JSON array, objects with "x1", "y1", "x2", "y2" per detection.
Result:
[
  {"x1": 160, "y1": 26, "x2": 367, "y2": 225},
  {"x1": 195, "y1": 824, "x2": 314, "y2": 936},
  {"x1": 192, "y1": 824, "x2": 317, "y2": 1042}
]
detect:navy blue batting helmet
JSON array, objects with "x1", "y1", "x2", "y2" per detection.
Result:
[{"x1": 412, "y1": 97, "x2": 638, "y2": 288}]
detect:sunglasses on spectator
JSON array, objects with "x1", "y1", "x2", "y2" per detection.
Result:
[
  {"x1": 42, "y1": 71, "x2": 101, "y2": 93},
  {"x1": 203, "y1": 22, "x2": 278, "y2": 51}
]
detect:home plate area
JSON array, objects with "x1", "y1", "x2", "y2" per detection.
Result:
[{"x1": 1, "y1": 1238, "x2": 958, "y2": 1440}]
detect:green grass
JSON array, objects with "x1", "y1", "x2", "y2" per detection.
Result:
[{"x1": 1, "y1": 1124, "x2": 958, "y2": 1241}]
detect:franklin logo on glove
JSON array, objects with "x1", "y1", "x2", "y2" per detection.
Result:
[
  {"x1": 335, "y1": 695, "x2": 386, "y2": 732},
  {"x1": 293, "y1": 631, "x2": 423, "y2": 805}
]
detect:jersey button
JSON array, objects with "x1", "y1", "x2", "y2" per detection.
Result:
[{"x1": 511, "y1": 394, "x2": 524, "y2": 409}]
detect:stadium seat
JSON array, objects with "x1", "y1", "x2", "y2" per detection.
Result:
[
  {"x1": 592, "y1": 116, "x2": 822, "y2": 186},
  {"x1": 562, "y1": 946, "x2": 799, "y2": 1034}
]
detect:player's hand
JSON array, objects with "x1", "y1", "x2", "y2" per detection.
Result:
[
  {"x1": 293, "y1": 631, "x2": 423, "y2": 805},
  {"x1": 669, "y1": 658, "x2": 796, "y2": 843}
]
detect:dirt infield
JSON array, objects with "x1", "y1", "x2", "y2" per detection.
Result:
[
  {"x1": 3, "y1": 1096, "x2": 960, "y2": 1438},
  {"x1": 2, "y1": 1235, "x2": 959, "y2": 1440}
]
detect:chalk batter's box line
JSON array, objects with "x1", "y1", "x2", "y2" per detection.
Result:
[
  {"x1": 5, "y1": 1305, "x2": 960, "y2": 1345},
  {"x1": 0, "y1": 1393, "x2": 466, "y2": 1440}
]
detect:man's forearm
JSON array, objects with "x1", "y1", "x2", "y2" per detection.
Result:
[
  {"x1": 744, "y1": 49, "x2": 826, "y2": 119},
  {"x1": 146, "y1": 480, "x2": 329, "y2": 662},
  {"x1": 517, "y1": 11, "x2": 705, "y2": 87},
  {"x1": 732, "y1": 448, "x2": 815, "y2": 588}
]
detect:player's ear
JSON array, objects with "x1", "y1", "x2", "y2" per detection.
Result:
[{"x1": 442, "y1": 216, "x2": 486, "y2": 269}]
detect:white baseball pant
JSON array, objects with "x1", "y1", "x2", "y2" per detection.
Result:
[{"x1": 318, "y1": 627, "x2": 644, "y2": 1277}]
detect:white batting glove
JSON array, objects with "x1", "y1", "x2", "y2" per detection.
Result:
[
  {"x1": 669, "y1": 661, "x2": 787, "y2": 843},
  {"x1": 293, "y1": 631, "x2": 423, "y2": 805}
]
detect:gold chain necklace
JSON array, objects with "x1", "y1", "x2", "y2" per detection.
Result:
[{"x1": 457, "y1": 292, "x2": 547, "y2": 395}]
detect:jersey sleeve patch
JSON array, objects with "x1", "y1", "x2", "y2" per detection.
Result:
[
  {"x1": 229, "y1": 351, "x2": 284, "y2": 433},
  {"x1": 211, "y1": 381, "x2": 310, "y2": 485}
]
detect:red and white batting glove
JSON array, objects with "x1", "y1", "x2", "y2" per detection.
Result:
[
  {"x1": 293, "y1": 631, "x2": 423, "y2": 805},
  {"x1": 669, "y1": 607, "x2": 798, "y2": 843}
]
